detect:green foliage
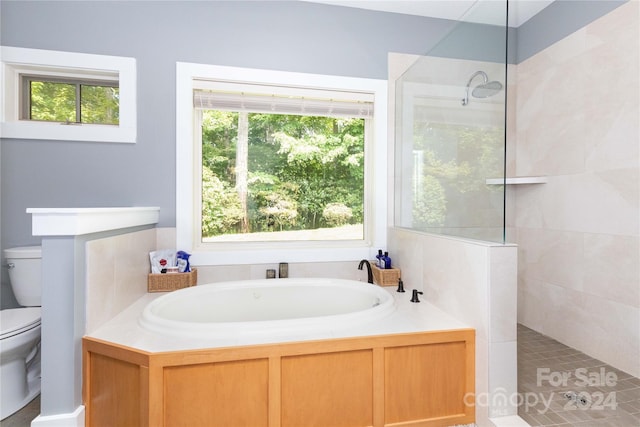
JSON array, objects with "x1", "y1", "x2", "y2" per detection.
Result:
[
  {"x1": 201, "y1": 110, "x2": 238, "y2": 176},
  {"x1": 413, "y1": 121, "x2": 502, "y2": 193},
  {"x1": 201, "y1": 166, "x2": 244, "y2": 236},
  {"x1": 412, "y1": 175, "x2": 446, "y2": 227},
  {"x1": 200, "y1": 110, "x2": 365, "y2": 237},
  {"x1": 81, "y1": 85, "x2": 119, "y2": 124},
  {"x1": 322, "y1": 203, "x2": 353, "y2": 227},
  {"x1": 256, "y1": 192, "x2": 298, "y2": 231},
  {"x1": 30, "y1": 81, "x2": 76, "y2": 122},
  {"x1": 410, "y1": 118, "x2": 504, "y2": 229},
  {"x1": 29, "y1": 80, "x2": 119, "y2": 125}
]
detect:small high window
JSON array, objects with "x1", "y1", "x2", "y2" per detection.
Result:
[
  {"x1": 1, "y1": 46, "x2": 136, "y2": 143},
  {"x1": 22, "y1": 76, "x2": 119, "y2": 125}
]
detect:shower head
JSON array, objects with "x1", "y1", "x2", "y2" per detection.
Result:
[
  {"x1": 472, "y1": 80, "x2": 503, "y2": 98},
  {"x1": 461, "y1": 71, "x2": 503, "y2": 106}
]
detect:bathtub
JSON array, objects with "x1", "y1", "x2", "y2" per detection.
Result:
[
  {"x1": 85, "y1": 279, "x2": 475, "y2": 427},
  {"x1": 139, "y1": 277, "x2": 395, "y2": 339}
]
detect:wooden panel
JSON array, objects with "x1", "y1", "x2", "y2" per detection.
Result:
[
  {"x1": 147, "y1": 365, "x2": 164, "y2": 427},
  {"x1": 84, "y1": 329, "x2": 475, "y2": 427},
  {"x1": 373, "y1": 347, "x2": 385, "y2": 427},
  {"x1": 268, "y1": 357, "x2": 281, "y2": 427},
  {"x1": 84, "y1": 337, "x2": 151, "y2": 366},
  {"x1": 281, "y1": 350, "x2": 373, "y2": 427},
  {"x1": 163, "y1": 358, "x2": 269, "y2": 427},
  {"x1": 87, "y1": 352, "x2": 141, "y2": 427},
  {"x1": 384, "y1": 342, "x2": 468, "y2": 425}
]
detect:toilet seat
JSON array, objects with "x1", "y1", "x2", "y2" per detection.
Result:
[{"x1": 0, "y1": 308, "x2": 41, "y2": 340}]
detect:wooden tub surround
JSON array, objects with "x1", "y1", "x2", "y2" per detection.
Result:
[{"x1": 83, "y1": 329, "x2": 474, "y2": 427}]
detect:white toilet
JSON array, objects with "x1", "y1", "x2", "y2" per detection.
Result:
[{"x1": 1, "y1": 245, "x2": 42, "y2": 420}]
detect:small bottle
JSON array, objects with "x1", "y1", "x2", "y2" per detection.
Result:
[
  {"x1": 376, "y1": 249, "x2": 384, "y2": 269},
  {"x1": 384, "y1": 251, "x2": 392, "y2": 269}
]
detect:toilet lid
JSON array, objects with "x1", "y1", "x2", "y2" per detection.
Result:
[{"x1": 0, "y1": 307, "x2": 41, "y2": 339}]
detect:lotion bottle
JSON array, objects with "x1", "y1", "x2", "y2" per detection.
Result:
[{"x1": 384, "y1": 251, "x2": 392, "y2": 269}]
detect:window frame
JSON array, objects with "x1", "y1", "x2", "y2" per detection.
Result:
[
  {"x1": 176, "y1": 62, "x2": 388, "y2": 266},
  {"x1": 1, "y1": 46, "x2": 136, "y2": 143},
  {"x1": 21, "y1": 74, "x2": 119, "y2": 124}
]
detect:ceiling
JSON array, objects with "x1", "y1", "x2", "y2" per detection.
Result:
[{"x1": 304, "y1": 0, "x2": 555, "y2": 27}]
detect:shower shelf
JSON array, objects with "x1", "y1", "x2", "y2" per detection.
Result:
[{"x1": 485, "y1": 176, "x2": 548, "y2": 185}]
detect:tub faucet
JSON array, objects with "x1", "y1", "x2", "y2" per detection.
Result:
[{"x1": 358, "y1": 259, "x2": 374, "y2": 284}]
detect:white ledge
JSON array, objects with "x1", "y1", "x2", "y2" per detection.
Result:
[
  {"x1": 27, "y1": 207, "x2": 160, "y2": 236},
  {"x1": 486, "y1": 176, "x2": 548, "y2": 185}
]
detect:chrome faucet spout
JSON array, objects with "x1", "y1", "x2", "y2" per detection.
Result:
[{"x1": 358, "y1": 259, "x2": 374, "y2": 284}]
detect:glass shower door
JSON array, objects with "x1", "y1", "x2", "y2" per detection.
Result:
[{"x1": 394, "y1": 1, "x2": 509, "y2": 243}]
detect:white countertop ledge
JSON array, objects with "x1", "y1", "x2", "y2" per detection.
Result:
[
  {"x1": 88, "y1": 288, "x2": 471, "y2": 353},
  {"x1": 27, "y1": 207, "x2": 160, "y2": 236},
  {"x1": 486, "y1": 176, "x2": 548, "y2": 185}
]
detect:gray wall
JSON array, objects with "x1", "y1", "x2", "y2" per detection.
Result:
[{"x1": 0, "y1": 0, "x2": 459, "y2": 251}]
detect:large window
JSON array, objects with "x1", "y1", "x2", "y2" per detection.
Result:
[
  {"x1": 177, "y1": 63, "x2": 387, "y2": 265},
  {"x1": 195, "y1": 84, "x2": 372, "y2": 244}
]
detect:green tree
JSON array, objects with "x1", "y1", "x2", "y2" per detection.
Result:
[
  {"x1": 411, "y1": 120, "x2": 504, "y2": 229},
  {"x1": 270, "y1": 117, "x2": 365, "y2": 228},
  {"x1": 201, "y1": 166, "x2": 244, "y2": 236},
  {"x1": 236, "y1": 112, "x2": 249, "y2": 232},
  {"x1": 30, "y1": 81, "x2": 75, "y2": 122},
  {"x1": 29, "y1": 81, "x2": 119, "y2": 124},
  {"x1": 256, "y1": 192, "x2": 298, "y2": 231},
  {"x1": 322, "y1": 203, "x2": 353, "y2": 227},
  {"x1": 412, "y1": 175, "x2": 446, "y2": 227},
  {"x1": 200, "y1": 111, "x2": 365, "y2": 237},
  {"x1": 81, "y1": 85, "x2": 119, "y2": 124}
]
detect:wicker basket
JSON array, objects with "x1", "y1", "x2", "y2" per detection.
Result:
[
  {"x1": 371, "y1": 264, "x2": 401, "y2": 287},
  {"x1": 147, "y1": 268, "x2": 197, "y2": 292}
]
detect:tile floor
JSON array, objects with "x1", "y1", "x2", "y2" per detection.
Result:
[
  {"x1": 518, "y1": 324, "x2": 640, "y2": 426},
  {"x1": 0, "y1": 396, "x2": 39, "y2": 427}
]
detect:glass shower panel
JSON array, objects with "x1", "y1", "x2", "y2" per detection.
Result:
[{"x1": 394, "y1": 1, "x2": 508, "y2": 243}]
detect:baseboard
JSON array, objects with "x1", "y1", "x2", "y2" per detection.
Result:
[
  {"x1": 31, "y1": 405, "x2": 84, "y2": 427},
  {"x1": 489, "y1": 415, "x2": 531, "y2": 426}
]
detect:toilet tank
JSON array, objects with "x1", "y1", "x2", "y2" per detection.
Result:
[{"x1": 3, "y1": 246, "x2": 42, "y2": 307}]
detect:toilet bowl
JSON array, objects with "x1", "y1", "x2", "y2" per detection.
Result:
[
  {"x1": 1, "y1": 246, "x2": 42, "y2": 420},
  {"x1": 0, "y1": 308, "x2": 41, "y2": 420}
]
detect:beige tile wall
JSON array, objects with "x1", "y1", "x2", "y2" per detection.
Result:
[
  {"x1": 85, "y1": 228, "x2": 157, "y2": 333},
  {"x1": 513, "y1": 1, "x2": 639, "y2": 377},
  {"x1": 388, "y1": 227, "x2": 519, "y2": 422},
  {"x1": 84, "y1": 227, "x2": 374, "y2": 334}
]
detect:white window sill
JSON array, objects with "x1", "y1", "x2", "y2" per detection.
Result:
[{"x1": 1, "y1": 121, "x2": 136, "y2": 143}]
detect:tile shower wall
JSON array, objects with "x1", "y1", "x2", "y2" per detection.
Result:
[{"x1": 514, "y1": 1, "x2": 639, "y2": 377}]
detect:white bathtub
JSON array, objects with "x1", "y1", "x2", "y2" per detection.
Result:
[{"x1": 139, "y1": 277, "x2": 395, "y2": 339}]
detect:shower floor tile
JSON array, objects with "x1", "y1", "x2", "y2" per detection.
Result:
[{"x1": 518, "y1": 324, "x2": 640, "y2": 426}]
